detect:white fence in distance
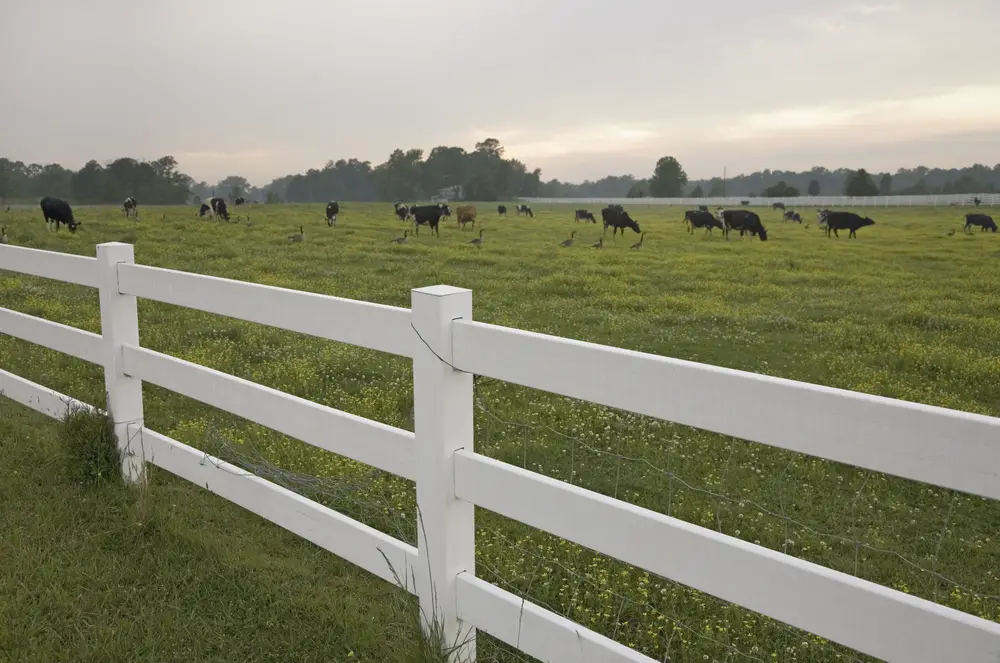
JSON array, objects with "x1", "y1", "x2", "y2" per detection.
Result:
[
  {"x1": 2, "y1": 241, "x2": 1000, "y2": 663},
  {"x1": 520, "y1": 192, "x2": 1000, "y2": 208}
]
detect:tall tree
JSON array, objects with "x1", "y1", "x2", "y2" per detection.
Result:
[
  {"x1": 878, "y1": 173, "x2": 892, "y2": 195},
  {"x1": 807, "y1": 179, "x2": 820, "y2": 196},
  {"x1": 844, "y1": 169, "x2": 878, "y2": 196},
  {"x1": 648, "y1": 156, "x2": 688, "y2": 197},
  {"x1": 690, "y1": 184, "x2": 703, "y2": 197}
]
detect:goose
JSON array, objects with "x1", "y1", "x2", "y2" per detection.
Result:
[
  {"x1": 469, "y1": 229, "x2": 485, "y2": 247},
  {"x1": 591, "y1": 237, "x2": 603, "y2": 249},
  {"x1": 630, "y1": 232, "x2": 645, "y2": 250},
  {"x1": 946, "y1": 229, "x2": 955, "y2": 236},
  {"x1": 390, "y1": 229, "x2": 409, "y2": 244},
  {"x1": 0, "y1": 226, "x2": 8, "y2": 245},
  {"x1": 560, "y1": 231, "x2": 576, "y2": 247},
  {"x1": 288, "y1": 225, "x2": 304, "y2": 242}
]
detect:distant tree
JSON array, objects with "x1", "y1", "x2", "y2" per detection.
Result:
[
  {"x1": 762, "y1": 181, "x2": 800, "y2": 197},
  {"x1": 648, "y1": 156, "x2": 688, "y2": 197},
  {"x1": 690, "y1": 184, "x2": 703, "y2": 197},
  {"x1": 878, "y1": 173, "x2": 892, "y2": 195},
  {"x1": 707, "y1": 178, "x2": 726, "y2": 197},
  {"x1": 265, "y1": 191, "x2": 281, "y2": 204},
  {"x1": 474, "y1": 138, "x2": 504, "y2": 159},
  {"x1": 217, "y1": 175, "x2": 250, "y2": 200},
  {"x1": 807, "y1": 179, "x2": 820, "y2": 196},
  {"x1": 626, "y1": 180, "x2": 650, "y2": 198},
  {"x1": 844, "y1": 169, "x2": 878, "y2": 196}
]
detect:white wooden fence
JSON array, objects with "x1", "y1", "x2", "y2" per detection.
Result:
[
  {"x1": 521, "y1": 193, "x2": 1000, "y2": 208},
  {"x1": 2, "y1": 242, "x2": 1000, "y2": 663}
]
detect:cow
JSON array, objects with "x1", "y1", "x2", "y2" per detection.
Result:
[
  {"x1": 437, "y1": 202, "x2": 451, "y2": 218},
  {"x1": 516, "y1": 204, "x2": 533, "y2": 218},
  {"x1": 817, "y1": 209, "x2": 831, "y2": 227},
  {"x1": 409, "y1": 204, "x2": 446, "y2": 236},
  {"x1": 697, "y1": 204, "x2": 709, "y2": 212},
  {"x1": 964, "y1": 213, "x2": 997, "y2": 233},
  {"x1": 326, "y1": 201, "x2": 340, "y2": 226},
  {"x1": 198, "y1": 203, "x2": 212, "y2": 218},
  {"x1": 123, "y1": 196, "x2": 138, "y2": 218},
  {"x1": 210, "y1": 197, "x2": 230, "y2": 221},
  {"x1": 575, "y1": 209, "x2": 597, "y2": 223},
  {"x1": 974, "y1": 197, "x2": 982, "y2": 207},
  {"x1": 40, "y1": 196, "x2": 80, "y2": 232},
  {"x1": 772, "y1": 202, "x2": 785, "y2": 211},
  {"x1": 824, "y1": 211, "x2": 874, "y2": 238},
  {"x1": 741, "y1": 200, "x2": 750, "y2": 206},
  {"x1": 721, "y1": 209, "x2": 768, "y2": 241},
  {"x1": 456, "y1": 205, "x2": 477, "y2": 230},
  {"x1": 394, "y1": 202, "x2": 410, "y2": 222},
  {"x1": 601, "y1": 205, "x2": 641, "y2": 237},
  {"x1": 685, "y1": 210, "x2": 724, "y2": 234},
  {"x1": 497, "y1": 204, "x2": 507, "y2": 217},
  {"x1": 234, "y1": 197, "x2": 246, "y2": 207},
  {"x1": 783, "y1": 210, "x2": 802, "y2": 223}
]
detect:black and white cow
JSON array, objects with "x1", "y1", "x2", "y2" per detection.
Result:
[
  {"x1": 123, "y1": 196, "x2": 138, "y2": 218},
  {"x1": 516, "y1": 204, "x2": 533, "y2": 218},
  {"x1": 234, "y1": 197, "x2": 246, "y2": 207},
  {"x1": 721, "y1": 209, "x2": 768, "y2": 241},
  {"x1": 497, "y1": 204, "x2": 507, "y2": 217},
  {"x1": 326, "y1": 201, "x2": 340, "y2": 226},
  {"x1": 575, "y1": 209, "x2": 597, "y2": 223},
  {"x1": 40, "y1": 196, "x2": 80, "y2": 232},
  {"x1": 409, "y1": 204, "x2": 448, "y2": 236},
  {"x1": 772, "y1": 202, "x2": 785, "y2": 211},
  {"x1": 394, "y1": 202, "x2": 411, "y2": 222},
  {"x1": 684, "y1": 210, "x2": 724, "y2": 234},
  {"x1": 783, "y1": 210, "x2": 802, "y2": 223}
]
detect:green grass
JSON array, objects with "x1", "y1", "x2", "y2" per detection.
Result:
[{"x1": 1, "y1": 201, "x2": 1000, "y2": 662}]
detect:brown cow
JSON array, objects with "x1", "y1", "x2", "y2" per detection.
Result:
[{"x1": 456, "y1": 205, "x2": 477, "y2": 230}]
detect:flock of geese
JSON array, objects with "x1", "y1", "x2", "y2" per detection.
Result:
[{"x1": 558, "y1": 230, "x2": 646, "y2": 250}]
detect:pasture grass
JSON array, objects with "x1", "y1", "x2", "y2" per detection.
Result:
[{"x1": 1, "y1": 201, "x2": 999, "y2": 661}]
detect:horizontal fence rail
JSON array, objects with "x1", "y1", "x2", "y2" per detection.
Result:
[
  {"x1": 4, "y1": 242, "x2": 1000, "y2": 663},
  {"x1": 117, "y1": 263, "x2": 414, "y2": 357},
  {"x1": 0, "y1": 244, "x2": 100, "y2": 288},
  {"x1": 0, "y1": 307, "x2": 103, "y2": 365},
  {"x1": 519, "y1": 193, "x2": 1000, "y2": 208},
  {"x1": 451, "y1": 319, "x2": 1000, "y2": 502},
  {"x1": 121, "y1": 345, "x2": 416, "y2": 480},
  {"x1": 454, "y1": 450, "x2": 1000, "y2": 663}
]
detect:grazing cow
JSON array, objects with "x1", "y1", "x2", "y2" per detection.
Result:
[
  {"x1": 198, "y1": 203, "x2": 211, "y2": 218},
  {"x1": 721, "y1": 209, "x2": 768, "y2": 241},
  {"x1": 437, "y1": 202, "x2": 451, "y2": 218},
  {"x1": 123, "y1": 196, "x2": 138, "y2": 218},
  {"x1": 974, "y1": 197, "x2": 982, "y2": 207},
  {"x1": 817, "y1": 209, "x2": 831, "y2": 227},
  {"x1": 824, "y1": 211, "x2": 874, "y2": 238},
  {"x1": 497, "y1": 204, "x2": 507, "y2": 217},
  {"x1": 516, "y1": 204, "x2": 533, "y2": 218},
  {"x1": 210, "y1": 197, "x2": 230, "y2": 221},
  {"x1": 772, "y1": 202, "x2": 785, "y2": 211},
  {"x1": 783, "y1": 210, "x2": 802, "y2": 223},
  {"x1": 394, "y1": 202, "x2": 410, "y2": 222},
  {"x1": 456, "y1": 205, "x2": 477, "y2": 230},
  {"x1": 575, "y1": 209, "x2": 597, "y2": 223},
  {"x1": 697, "y1": 204, "x2": 709, "y2": 212},
  {"x1": 234, "y1": 197, "x2": 246, "y2": 207},
  {"x1": 409, "y1": 204, "x2": 446, "y2": 236},
  {"x1": 741, "y1": 200, "x2": 750, "y2": 206},
  {"x1": 964, "y1": 213, "x2": 997, "y2": 233},
  {"x1": 40, "y1": 196, "x2": 80, "y2": 232},
  {"x1": 601, "y1": 205, "x2": 641, "y2": 237},
  {"x1": 685, "y1": 210, "x2": 724, "y2": 234},
  {"x1": 326, "y1": 201, "x2": 340, "y2": 226}
]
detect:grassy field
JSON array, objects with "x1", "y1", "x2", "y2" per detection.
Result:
[{"x1": 1, "y1": 201, "x2": 1000, "y2": 662}]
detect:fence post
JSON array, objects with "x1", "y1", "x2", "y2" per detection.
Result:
[
  {"x1": 97, "y1": 242, "x2": 146, "y2": 484},
  {"x1": 411, "y1": 285, "x2": 476, "y2": 661}
]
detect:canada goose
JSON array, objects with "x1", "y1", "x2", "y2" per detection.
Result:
[
  {"x1": 288, "y1": 225, "x2": 304, "y2": 242},
  {"x1": 560, "y1": 231, "x2": 576, "y2": 247},
  {"x1": 591, "y1": 237, "x2": 603, "y2": 249},
  {"x1": 630, "y1": 232, "x2": 645, "y2": 250},
  {"x1": 469, "y1": 229, "x2": 485, "y2": 247},
  {"x1": 0, "y1": 226, "x2": 8, "y2": 244},
  {"x1": 804, "y1": 223, "x2": 810, "y2": 230},
  {"x1": 390, "y1": 229, "x2": 409, "y2": 244},
  {"x1": 947, "y1": 229, "x2": 955, "y2": 236}
]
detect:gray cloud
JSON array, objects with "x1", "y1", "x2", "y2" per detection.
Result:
[{"x1": 2, "y1": 0, "x2": 998, "y2": 185}]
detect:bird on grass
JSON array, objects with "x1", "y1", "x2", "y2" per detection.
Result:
[
  {"x1": 288, "y1": 225, "x2": 304, "y2": 242},
  {"x1": 630, "y1": 232, "x2": 645, "y2": 250},
  {"x1": 591, "y1": 237, "x2": 603, "y2": 249},
  {"x1": 946, "y1": 229, "x2": 955, "y2": 236},
  {"x1": 804, "y1": 223, "x2": 811, "y2": 230},
  {"x1": 469, "y1": 229, "x2": 485, "y2": 247},
  {"x1": 390, "y1": 230, "x2": 409, "y2": 244},
  {"x1": 0, "y1": 226, "x2": 8, "y2": 245},
  {"x1": 560, "y1": 231, "x2": 576, "y2": 247}
]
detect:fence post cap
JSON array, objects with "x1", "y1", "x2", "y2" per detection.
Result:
[{"x1": 412, "y1": 284, "x2": 471, "y2": 298}]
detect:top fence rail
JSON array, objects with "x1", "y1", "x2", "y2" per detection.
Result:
[{"x1": 519, "y1": 193, "x2": 1000, "y2": 207}]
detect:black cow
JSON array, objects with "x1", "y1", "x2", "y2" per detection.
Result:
[
  {"x1": 516, "y1": 204, "x2": 533, "y2": 218},
  {"x1": 721, "y1": 210, "x2": 768, "y2": 241},
  {"x1": 741, "y1": 200, "x2": 750, "y2": 206},
  {"x1": 210, "y1": 197, "x2": 230, "y2": 221},
  {"x1": 964, "y1": 213, "x2": 997, "y2": 233},
  {"x1": 601, "y1": 205, "x2": 641, "y2": 237},
  {"x1": 123, "y1": 196, "x2": 138, "y2": 218},
  {"x1": 783, "y1": 210, "x2": 802, "y2": 223},
  {"x1": 697, "y1": 204, "x2": 709, "y2": 212},
  {"x1": 40, "y1": 197, "x2": 80, "y2": 232},
  {"x1": 575, "y1": 209, "x2": 596, "y2": 223},
  {"x1": 394, "y1": 202, "x2": 410, "y2": 222},
  {"x1": 234, "y1": 197, "x2": 246, "y2": 207},
  {"x1": 497, "y1": 204, "x2": 507, "y2": 217},
  {"x1": 973, "y1": 197, "x2": 982, "y2": 207},
  {"x1": 685, "y1": 210, "x2": 724, "y2": 234},
  {"x1": 772, "y1": 202, "x2": 785, "y2": 211},
  {"x1": 824, "y1": 211, "x2": 874, "y2": 238},
  {"x1": 326, "y1": 201, "x2": 340, "y2": 226},
  {"x1": 410, "y1": 204, "x2": 447, "y2": 236}
]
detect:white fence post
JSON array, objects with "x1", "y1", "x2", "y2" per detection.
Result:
[
  {"x1": 411, "y1": 285, "x2": 476, "y2": 661},
  {"x1": 97, "y1": 242, "x2": 146, "y2": 484}
]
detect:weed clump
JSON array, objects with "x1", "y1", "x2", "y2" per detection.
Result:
[{"x1": 60, "y1": 404, "x2": 121, "y2": 486}]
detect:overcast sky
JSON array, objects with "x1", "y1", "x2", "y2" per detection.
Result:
[{"x1": 2, "y1": 0, "x2": 999, "y2": 186}]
